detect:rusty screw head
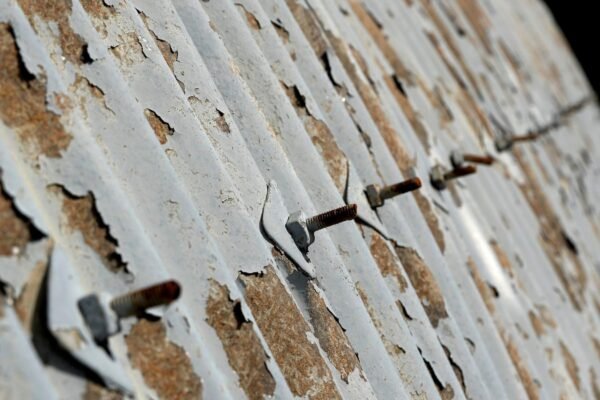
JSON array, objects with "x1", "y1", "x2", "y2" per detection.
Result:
[
  {"x1": 286, "y1": 204, "x2": 357, "y2": 250},
  {"x1": 365, "y1": 177, "x2": 422, "y2": 208},
  {"x1": 110, "y1": 280, "x2": 181, "y2": 318},
  {"x1": 430, "y1": 164, "x2": 477, "y2": 190}
]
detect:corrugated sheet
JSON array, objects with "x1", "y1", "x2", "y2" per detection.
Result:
[{"x1": 1, "y1": 0, "x2": 599, "y2": 398}]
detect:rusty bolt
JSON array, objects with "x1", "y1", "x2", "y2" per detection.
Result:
[
  {"x1": 450, "y1": 150, "x2": 494, "y2": 168},
  {"x1": 430, "y1": 164, "x2": 477, "y2": 190},
  {"x1": 286, "y1": 204, "x2": 357, "y2": 250},
  {"x1": 110, "y1": 280, "x2": 181, "y2": 318},
  {"x1": 495, "y1": 133, "x2": 539, "y2": 152},
  {"x1": 365, "y1": 177, "x2": 422, "y2": 208}
]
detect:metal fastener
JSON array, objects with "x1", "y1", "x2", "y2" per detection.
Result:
[
  {"x1": 78, "y1": 280, "x2": 181, "y2": 342},
  {"x1": 430, "y1": 164, "x2": 477, "y2": 190},
  {"x1": 110, "y1": 280, "x2": 181, "y2": 318},
  {"x1": 450, "y1": 150, "x2": 494, "y2": 168},
  {"x1": 286, "y1": 204, "x2": 357, "y2": 250},
  {"x1": 365, "y1": 177, "x2": 422, "y2": 208},
  {"x1": 495, "y1": 132, "x2": 539, "y2": 152}
]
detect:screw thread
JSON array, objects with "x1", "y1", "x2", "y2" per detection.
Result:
[
  {"x1": 511, "y1": 133, "x2": 539, "y2": 143},
  {"x1": 110, "y1": 280, "x2": 181, "y2": 318},
  {"x1": 380, "y1": 177, "x2": 422, "y2": 200},
  {"x1": 444, "y1": 165, "x2": 477, "y2": 181},
  {"x1": 462, "y1": 154, "x2": 495, "y2": 165},
  {"x1": 306, "y1": 204, "x2": 357, "y2": 232}
]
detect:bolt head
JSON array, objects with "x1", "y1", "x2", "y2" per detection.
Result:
[
  {"x1": 78, "y1": 293, "x2": 119, "y2": 342},
  {"x1": 365, "y1": 184, "x2": 383, "y2": 208},
  {"x1": 430, "y1": 165, "x2": 447, "y2": 191},
  {"x1": 450, "y1": 151, "x2": 464, "y2": 168},
  {"x1": 495, "y1": 136, "x2": 512, "y2": 152},
  {"x1": 286, "y1": 211, "x2": 314, "y2": 250}
]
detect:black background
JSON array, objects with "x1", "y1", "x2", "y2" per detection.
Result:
[{"x1": 542, "y1": 0, "x2": 599, "y2": 96}]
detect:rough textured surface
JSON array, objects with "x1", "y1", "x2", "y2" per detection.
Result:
[
  {"x1": 125, "y1": 320, "x2": 202, "y2": 400},
  {"x1": 51, "y1": 185, "x2": 127, "y2": 273},
  {"x1": 1, "y1": 0, "x2": 599, "y2": 398},
  {"x1": 395, "y1": 246, "x2": 448, "y2": 327},
  {"x1": 240, "y1": 266, "x2": 341, "y2": 399},
  {"x1": 0, "y1": 23, "x2": 72, "y2": 158},
  {"x1": 206, "y1": 281, "x2": 276, "y2": 400}
]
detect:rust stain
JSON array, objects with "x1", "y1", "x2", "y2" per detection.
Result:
[
  {"x1": 395, "y1": 246, "x2": 448, "y2": 327},
  {"x1": 455, "y1": 0, "x2": 492, "y2": 54},
  {"x1": 306, "y1": 282, "x2": 362, "y2": 382},
  {"x1": 384, "y1": 74, "x2": 431, "y2": 154},
  {"x1": 591, "y1": 336, "x2": 600, "y2": 359},
  {"x1": 126, "y1": 320, "x2": 203, "y2": 400},
  {"x1": 80, "y1": 0, "x2": 116, "y2": 39},
  {"x1": 18, "y1": 0, "x2": 89, "y2": 65},
  {"x1": 281, "y1": 82, "x2": 347, "y2": 194},
  {"x1": 528, "y1": 310, "x2": 545, "y2": 337},
  {"x1": 109, "y1": 32, "x2": 146, "y2": 66},
  {"x1": 348, "y1": 0, "x2": 413, "y2": 84},
  {"x1": 560, "y1": 341, "x2": 580, "y2": 391},
  {"x1": 366, "y1": 229, "x2": 408, "y2": 292},
  {"x1": 0, "y1": 24, "x2": 73, "y2": 158},
  {"x1": 0, "y1": 176, "x2": 43, "y2": 256},
  {"x1": 412, "y1": 191, "x2": 446, "y2": 253},
  {"x1": 490, "y1": 239, "x2": 514, "y2": 278},
  {"x1": 206, "y1": 281, "x2": 275, "y2": 400},
  {"x1": 466, "y1": 258, "x2": 495, "y2": 314},
  {"x1": 139, "y1": 12, "x2": 178, "y2": 74},
  {"x1": 240, "y1": 265, "x2": 341, "y2": 399},
  {"x1": 144, "y1": 109, "x2": 174, "y2": 145},
  {"x1": 285, "y1": 0, "x2": 327, "y2": 57},
  {"x1": 505, "y1": 338, "x2": 539, "y2": 400},
  {"x1": 236, "y1": 4, "x2": 262, "y2": 30},
  {"x1": 50, "y1": 185, "x2": 128, "y2": 274},
  {"x1": 442, "y1": 345, "x2": 466, "y2": 396},
  {"x1": 83, "y1": 382, "x2": 123, "y2": 400},
  {"x1": 15, "y1": 260, "x2": 48, "y2": 333},
  {"x1": 513, "y1": 149, "x2": 587, "y2": 311},
  {"x1": 214, "y1": 109, "x2": 231, "y2": 134}
]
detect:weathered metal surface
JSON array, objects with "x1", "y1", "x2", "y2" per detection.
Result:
[{"x1": 1, "y1": 0, "x2": 599, "y2": 399}]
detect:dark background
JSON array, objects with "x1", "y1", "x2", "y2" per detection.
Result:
[{"x1": 542, "y1": 0, "x2": 599, "y2": 96}]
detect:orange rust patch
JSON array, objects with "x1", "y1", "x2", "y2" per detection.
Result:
[
  {"x1": 0, "y1": 24, "x2": 73, "y2": 158},
  {"x1": 50, "y1": 185, "x2": 127, "y2": 274},
  {"x1": 306, "y1": 282, "x2": 361, "y2": 382},
  {"x1": 412, "y1": 191, "x2": 446, "y2": 253},
  {"x1": 348, "y1": 0, "x2": 413, "y2": 83},
  {"x1": 18, "y1": 0, "x2": 89, "y2": 64},
  {"x1": 144, "y1": 109, "x2": 174, "y2": 145},
  {"x1": 281, "y1": 82, "x2": 347, "y2": 193},
  {"x1": 285, "y1": 0, "x2": 327, "y2": 57},
  {"x1": 395, "y1": 246, "x2": 448, "y2": 327},
  {"x1": 367, "y1": 229, "x2": 408, "y2": 292},
  {"x1": 505, "y1": 338, "x2": 539, "y2": 400},
  {"x1": 236, "y1": 4, "x2": 262, "y2": 30},
  {"x1": 81, "y1": 0, "x2": 115, "y2": 20},
  {"x1": 466, "y1": 258, "x2": 495, "y2": 314},
  {"x1": 513, "y1": 149, "x2": 587, "y2": 311},
  {"x1": 490, "y1": 239, "x2": 514, "y2": 278},
  {"x1": 560, "y1": 341, "x2": 580, "y2": 391},
  {"x1": 139, "y1": 14, "x2": 178, "y2": 74},
  {"x1": 385, "y1": 74, "x2": 431, "y2": 153},
  {"x1": 15, "y1": 261, "x2": 48, "y2": 333},
  {"x1": 240, "y1": 265, "x2": 341, "y2": 399},
  {"x1": 528, "y1": 311, "x2": 545, "y2": 337},
  {"x1": 109, "y1": 32, "x2": 146, "y2": 65},
  {"x1": 0, "y1": 177, "x2": 43, "y2": 256},
  {"x1": 83, "y1": 382, "x2": 123, "y2": 400},
  {"x1": 126, "y1": 320, "x2": 202, "y2": 400},
  {"x1": 206, "y1": 281, "x2": 276, "y2": 400},
  {"x1": 456, "y1": 0, "x2": 492, "y2": 54}
]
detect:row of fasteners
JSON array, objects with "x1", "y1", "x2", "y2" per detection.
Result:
[{"x1": 79, "y1": 133, "x2": 542, "y2": 339}]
